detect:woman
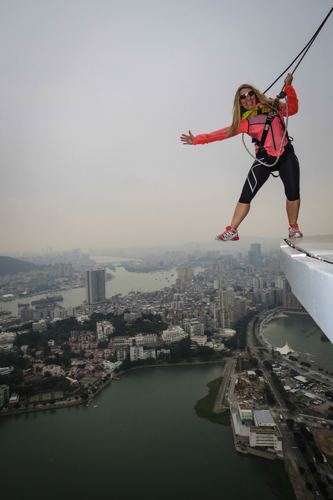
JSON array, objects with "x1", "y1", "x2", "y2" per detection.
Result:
[{"x1": 180, "y1": 73, "x2": 302, "y2": 241}]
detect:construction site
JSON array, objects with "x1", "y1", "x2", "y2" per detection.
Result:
[{"x1": 233, "y1": 355, "x2": 267, "y2": 409}]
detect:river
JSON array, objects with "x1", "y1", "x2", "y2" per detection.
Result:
[
  {"x1": 3, "y1": 258, "x2": 206, "y2": 316},
  {"x1": 0, "y1": 364, "x2": 277, "y2": 500},
  {"x1": 263, "y1": 313, "x2": 333, "y2": 371}
]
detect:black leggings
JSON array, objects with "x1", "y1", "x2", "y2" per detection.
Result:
[{"x1": 239, "y1": 144, "x2": 300, "y2": 204}]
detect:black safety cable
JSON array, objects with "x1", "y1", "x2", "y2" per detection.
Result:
[{"x1": 264, "y1": 6, "x2": 333, "y2": 94}]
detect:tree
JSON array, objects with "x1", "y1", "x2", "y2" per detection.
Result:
[
  {"x1": 306, "y1": 482, "x2": 313, "y2": 491},
  {"x1": 300, "y1": 427, "x2": 314, "y2": 442},
  {"x1": 266, "y1": 393, "x2": 276, "y2": 405},
  {"x1": 263, "y1": 360, "x2": 272, "y2": 371},
  {"x1": 249, "y1": 357, "x2": 258, "y2": 367},
  {"x1": 286, "y1": 418, "x2": 295, "y2": 430},
  {"x1": 298, "y1": 441, "x2": 307, "y2": 454},
  {"x1": 226, "y1": 337, "x2": 238, "y2": 350},
  {"x1": 308, "y1": 461, "x2": 317, "y2": 473},
  {"x1": 318, "y1": 480, "x2": 328, "y2": 491},
  {"x1": 61, "y1": 344, "x2": 71, "y2": 352}
]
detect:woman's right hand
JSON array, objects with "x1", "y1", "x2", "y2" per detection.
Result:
[
  {"x1": 284, "y1": 73, "x2": 293, "y2": 86},
  {"x1": 180, "y1": 130, "x2": 195, "y2": 145}
]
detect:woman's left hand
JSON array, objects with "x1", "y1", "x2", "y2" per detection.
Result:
[
  {"x1": 180, "y1": 131, "x2": 195, "y2": 145},
  {"x1": 284, "y1": 73, "x2": 293, "y2": 86}
]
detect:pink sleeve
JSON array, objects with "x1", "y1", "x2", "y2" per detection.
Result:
[
  {"x1": 193, "y1": 121, "x2": 248, "y2": 145},
  {"x1": 279, "y1": 85, "x2": 298, "y2": 116}
]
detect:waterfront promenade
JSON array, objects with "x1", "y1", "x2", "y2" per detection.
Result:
[{"x1": 213, "y1": 358, "x2": 234, "y2": 412}]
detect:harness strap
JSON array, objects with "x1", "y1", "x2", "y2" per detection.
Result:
[
  {"x1": 252, "y1": 111, "x2": 285, "y2": 178},
  {"x1": 259, "y1": 113, "x2": 276, "y2": 150},
  {"x1": 250, "y1": 112, "x2": 277, "y2": 154}
]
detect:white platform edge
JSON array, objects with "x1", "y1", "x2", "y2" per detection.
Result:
[{"x1": 280, "y1": 239, "x2": 333, "y2": 342}]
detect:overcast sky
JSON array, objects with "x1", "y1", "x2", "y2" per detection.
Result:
[{"x1": 1, "y1": 0, "x2": 332, "y2": 254}]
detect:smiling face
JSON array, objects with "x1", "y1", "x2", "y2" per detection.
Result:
[{"x1": 239, "y1": 87, "x2": 257, "y2": 111}]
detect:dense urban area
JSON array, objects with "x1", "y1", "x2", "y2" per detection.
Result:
[{"x1": 1, "y1": 244, "x2": 333, "y2": 499}]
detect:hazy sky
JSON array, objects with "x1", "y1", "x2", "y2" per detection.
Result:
[{"x1": 1, "y1": 0, "x2": 332, "y2": 253}]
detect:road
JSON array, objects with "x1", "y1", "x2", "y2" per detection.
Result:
[{"x1": 213, "y1": 358, "x2": 235, "y2": 412}]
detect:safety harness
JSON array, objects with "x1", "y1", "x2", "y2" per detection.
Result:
[
  {"x1": 251, "y1": 109, "x2": 279, "y2": 153},
  {"x1": 259, "y1": 111, "x2": 283, "y2": 177},
  {"x1": 241, "y1": 91, "x2": 290, "y2": 171}
]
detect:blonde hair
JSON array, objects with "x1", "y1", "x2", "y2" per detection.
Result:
[{"x1": 226, "y1": 84, "x2": 278, "y2": 137}]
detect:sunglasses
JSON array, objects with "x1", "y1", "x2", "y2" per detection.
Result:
[{"x1": 239, "y1": 90, "x2": 255, "y2": 100}]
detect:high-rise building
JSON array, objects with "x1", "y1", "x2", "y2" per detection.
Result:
[
  {"x1": 86, "y1": 269, "x2": 106, "y2": 304},
  {"x1": 176, "y1": 265, "x2": 194, "y2": 280},
  {"x1": 49, "y1": 263, "x2": 73, "y2": 278},
  {"x1": 217, "y1": 289, "x2": 228, "y2": 310},
  {"x1": 217, "y1": 287, "x2": 234, "y2": 310},
  {"x1": 220, "y1": 310, "x2": 229, "y2": 329},
  {"x1": 250, "y1": 244, "x2": 261, "y2": 266},
  {"x1": 214, "y1": 278, "x2": 221, "y2": 289},
  {"x1": 283, "y1": 292, "x2": 307, "y2": 313},
  {"x1": 248, "y1": 250, "x2": 256, "y2": 266}
]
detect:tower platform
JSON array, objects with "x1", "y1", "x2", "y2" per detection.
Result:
[{"x1": 280, "y1": 236, "x2": 333, "y2": 342}]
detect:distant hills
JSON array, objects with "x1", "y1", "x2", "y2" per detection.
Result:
[{"x1": 0, "y1": 256, "x2": 46, "y2": 276}]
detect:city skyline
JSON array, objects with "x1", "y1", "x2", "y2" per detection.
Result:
[
  {"x1": 1, "y1": 0, "x2": 333, "y2": 253},
  {"x1": 2, "y1": 234, "x2": 284, "y2": 259}
]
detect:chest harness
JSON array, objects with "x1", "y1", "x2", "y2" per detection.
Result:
[{"x1": 241, "y1": 91, "x2": 290, "y2": 170}]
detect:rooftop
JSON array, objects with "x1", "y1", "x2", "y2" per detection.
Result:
[{"x1": 254, "y1": 410, "x2": 275, "y2": 425}]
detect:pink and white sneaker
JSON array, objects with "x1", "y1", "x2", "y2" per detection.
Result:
[
  {"x1": 288, "y1": 223, "x2": 303, "y2": 238},
  {"x1": 215, "y1": 226, "x2": 239, "y2": 242}
]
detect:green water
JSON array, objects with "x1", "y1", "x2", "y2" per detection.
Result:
[{"x1": 0, "y1": 364, "x2": 277, "y2": 500}]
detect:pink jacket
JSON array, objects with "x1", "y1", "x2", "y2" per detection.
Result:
[{"x1": 193, "y1": 85, "x2": 298, "y2": 157}]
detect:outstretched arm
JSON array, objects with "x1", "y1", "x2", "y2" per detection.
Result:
[
  {"x1": 180, "y1": 130, "x2": 195, "y2": 145},
  {"x1": 181, "y1": 123, "x2": 246, "y2": 145}
]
